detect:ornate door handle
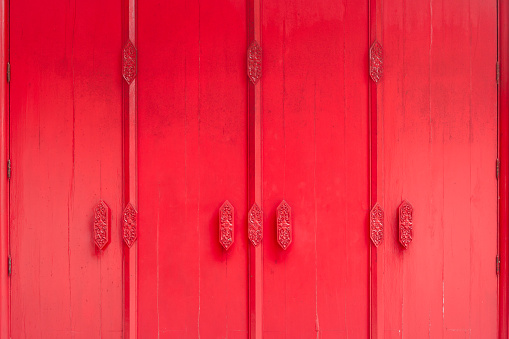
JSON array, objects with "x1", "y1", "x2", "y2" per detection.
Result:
[
  {"x1": 219, "y1": 201, "x2": 234, "y2": 250},
  {"x1": 93, "y1": 201, "x2": 110, "y2": 250},
  {"x1": 277, "y1": 201, "x2": 292, "y2": 250},
  {"x1": 399, "y1": 200, "x2": 413, "y2": 249}
]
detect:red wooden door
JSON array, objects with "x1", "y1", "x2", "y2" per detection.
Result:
[
  {"x1": 261, "y1": 0, "x2": 369, "y2": 337},
  {"x1": 9, "y1": 0, "x2": 124, "y2": 337},
  {"x1": 6, "y1": 0, "x2": 501, "y2": 338},
  {"x1": 376, "y1": 0, "x2": 498, "y2": 337},
  {"x1": 137, "y1": 1, "x2": 249, "y2": 337}
]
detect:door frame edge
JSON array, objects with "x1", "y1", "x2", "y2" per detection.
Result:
[
  {"x1": 499, "y1": 0, "x2": 509, "y2": 338},
  {"x1": 0, "y1": 0, "x2": 8, "y2": 336}
]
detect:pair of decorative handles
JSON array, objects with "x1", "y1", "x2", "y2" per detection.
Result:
[
  {"x1": 370, "y1": 200, "x2": 413, "y2": 249},
  {"x1": 219, "y1": 200, "x2": 292, "y2": 251},
  {"x1": 92, "y1": 201, "x2": 137, "y2": 251}
]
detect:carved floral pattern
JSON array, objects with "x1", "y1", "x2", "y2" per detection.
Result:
[
  {"x1": 123, "y1": 40, "x2": 137, "y2": 85},
  {"x1": 123, "y1": 203, "x2": 138, "y2": 248},
  {"x1": 369, "y1": 41, "x2": 383, "y2": 83},
  {"x1": 247, "y1": 41, "x2": 262, "y2": 84},
  {"x1": 277, "y1": 201, "x2": 292, "y2": 250},
  {"x1": 399, "y1": 200, "x2": 413, "y2": 249},
  {"x1": 94, "y1": 201, "x2": 110, "y2": 250},
  {"x1": 248, "y1": 203, "x2": 263, "y2": 246},
  {"x1": 219, "y1": 201, "x2": 234, "y2": 250},
  {"x1": 370, "y1": 203, "x2": 384, "y2": 247}
]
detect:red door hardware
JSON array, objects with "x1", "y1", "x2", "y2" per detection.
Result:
[
  {"x1": 398, "y1": 200, "x2": 413, "y2": 249},
  {"x1": 122, "y1": 40, "x2": 137, "y2": 85},
  {"x1": 219, "y1": 201, "x2": 234, "y2": 250},
  {"x1": 369, "y1": 41, "x2": 383, "y2": 83},
  {"x1": 93, "y1": 201, "x2": 110, "y2": 250},
  {"x1": 123, "y1": 203, "x2": 138, "y2": 248},
  {"x1": 277, "y1": 200, "x2": 292, "y2": 250},
  {"x1": 248, "y1": 203, "x2": 263, "y2": 246},
  {"x1": 370, "y1": 202, "x2": 384, "y2": 247},
  {"x1": 247, "y1": 40, "x2": 262, "y2": 84}
]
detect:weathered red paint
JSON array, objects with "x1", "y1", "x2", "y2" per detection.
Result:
[
  {"x1": 381, "y1": 0, "x2": 497, "y2": 337},
  {"x1": 137, "y1": 0, "x2": 249, "y2": 337},
  {"x1": 2, "y1": 0, "x2": 504, "y2": 338},
  {"x1": 10, "y1": 0, "x2": 124, "y2": 337},
  {"x1": 262, "y1": 0, "x2": 370, "y2": 336}
]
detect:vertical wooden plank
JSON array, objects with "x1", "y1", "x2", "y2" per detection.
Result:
[
  {"x1": 122, "y1": 0, "x2": 138, "y2": 337},
  {"x1": 370, "y1": 0, "x2": 383, "y2": 337},
  {"x1": 247, "y1": 0, "x2": 262, "y2": 338},
  {"x1": 381, "y1": 0, "x2": 497, "y2": 337},
  {"x1": 138, "y1": 1, "x2": 248, "y2": 337},
  {"x1": 71, "y1": 1, "x2": 123, "y2": 337},
  {"x1": 500, "y1": 0, "x2": 509, "y2": 337},
  {"x1": 262, "y1": 0, "x2": 369, "y2": 337},
  {"x1": 468, "y1": 1, "x2": 498, "y2": 337}
]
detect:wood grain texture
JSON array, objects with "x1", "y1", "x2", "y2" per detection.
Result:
[
  {"x1": 261, "y1": 0, "x2": 370, "y2": 337},
  {"x1": 380, "y1": 0, "x2": 498, "y2": 337},
  {"x1": 9, "y1": 0, "x2": 124, "y2": 337},
  {"x1": 137, "y1": 0, "x2": 248, "y2": 337}
]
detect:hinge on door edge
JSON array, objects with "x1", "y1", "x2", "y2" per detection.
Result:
[
  {"x1": 7, "y1": 256, "x2": 11, "y2": 276},
  {"x1": 497, "y1": 158, "x2": 500, "y2": 180},
  {"x1": 7, "y1": 159, "x2": 11, "y2": 179},
  {"x1": 497, "y1": 61, "x2": 500, "y2": 85},
  {"x1": 497, "y1": 255, "x2": 500, "y2": 275},
  {"x1": 7, "y1": 62, "x2": 10, "y2": 83}
]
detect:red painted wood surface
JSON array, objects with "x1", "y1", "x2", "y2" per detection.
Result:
[
  {"x1": 247, "y1": 0, "x2": 263, "y2": 337},
  {"x1": 380, "y1": 0, "x2": 498, "y2": 337},
  {"x1": 9, "y1": 0, "x2": 124, "y2": 337},
  {"x1": 4, "y1": 0, "x2": 503, "y2": 337},
  {"x1": 121, "y1": 0, "x2": 138, "y2": 337},
  {"x1": 261, "y1": 0, "x2": 370, "y2": 337},
  {"x1": 137, "y1": 0, "x2": 249, "y2": 337}
]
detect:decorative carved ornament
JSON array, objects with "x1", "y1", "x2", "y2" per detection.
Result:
[
  {"x1": 369, "y1": 203, "x2": 384, "y2": 247},
  {"x1": 219, "y1": 201, "x2": 234, "y2": 250},
  {"x1": 248, "y1": 203, "x2": 263, "y2": 246},
  {"x1": 399, "y1": 200, "x2": 413, "y2": 249},
  {"x1": 277, "y1": 200, "x2": 292, "y2": 250},
  {"x1": 123, "y1": 203, "x2": 138, "y2": 248},
  {"x1": 369, "y1": 41, "x2": 383, "y2": 83},
  {"x1": 94, "y1": 201, "x2": 110, "y2": 250},
  {"x1": 123, "y1": 40, "x2": 137, "y2": 85},
  {"x1": 247, "y1": 41, "x2": 262, "y2": 84}
]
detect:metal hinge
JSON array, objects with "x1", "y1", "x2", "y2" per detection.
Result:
[
  {"x1": 7, "y1": 159, "x2": 11, "y2": 179},
  {"x1": 7, "y1": 62, "x2": 10, "y2": 83},
  {"x1": 497, "y1": 158, "x2": 500, "y2": 179},
  {"x1": 7, "y1": 256, "x2": 11, "y2": 276},
  {"x1": 497, "y1": 62, "x2": 500, "y2": 85},
  {"x1": 496, "y1": 255, "x2": 500, "y2": 275}
]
